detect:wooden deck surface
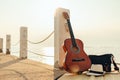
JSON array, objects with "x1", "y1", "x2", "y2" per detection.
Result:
[
  {"x1": 58, "y1": 68, "x2": 120, "y2": 80},
  {"x1": 0, "y1": 53, "x2": 53, "y2": 80},
  {"x1": 54, "y1": 61, "x2": 120, "y2": 80}
]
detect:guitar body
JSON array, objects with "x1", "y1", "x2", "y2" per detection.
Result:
[
  {"x1": 63, "y1": 39, "x2": 91, "y2": 73},
  {"x1": 62, "y1": 12, "x2": 91, "y2": 73}
]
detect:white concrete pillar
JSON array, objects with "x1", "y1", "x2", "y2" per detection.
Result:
[
  {"x1": 20, "y1": 27, "x2": 27, "y2": 58},
  {"x1": 6, "y1": 35, "x2": 11, "y2": 54},
  {"x1": 0, "y1": 38, "x2": 3, "y2": 53},
  {"x1": 54, "y1": 8, "x2": 70, "y2": 67}
]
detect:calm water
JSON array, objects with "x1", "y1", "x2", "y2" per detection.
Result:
[
  {"x1": 28, "y1": 47, "x2": 54, "y2": 65},
  {"x1": 10, "y1": 44, "x2": 120, "y2": 66},
  {"x1": 11, "y1": 45, "x2": 54, "y2": 65}
]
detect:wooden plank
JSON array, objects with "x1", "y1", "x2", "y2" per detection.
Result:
[
  {"x1": 58, "y1": 73, "x2": 120, "y2": 80},
  {"x1": 0, "y1": 54, "x2": 53, "y2": 80},
  {"x1": 54, "y1": 69, "x2": 66, "y2": 80},
  {"x1": 58, "y1": 72, "x2": 94, "y2": 80},
  {"x1": 58, "y1": 69, "x2": 120, "y2": 80}
]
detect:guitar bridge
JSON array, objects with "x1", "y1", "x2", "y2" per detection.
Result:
[{"x1": 72, "y1": 58, "x2": 85, "y2": 62}]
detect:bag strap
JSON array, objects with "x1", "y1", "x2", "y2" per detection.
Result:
[{"x1": 112, "y1": 57, "x2": 119, "y2": 72}]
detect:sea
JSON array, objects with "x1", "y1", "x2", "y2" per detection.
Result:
[
  {"x1": 10, "y1": 43, "x2": 54, "y2": 65},
  {"x1": 8, "y1": 40, "x2": 120, "y2": 66}
]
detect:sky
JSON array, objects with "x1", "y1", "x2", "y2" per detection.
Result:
[{"x1": 0, "y1": 0, "x2": 120, "y2": 47}]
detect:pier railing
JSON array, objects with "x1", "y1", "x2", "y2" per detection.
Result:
[{"x1": 0, "y1": 27, "x2": 54, "y2": 59}]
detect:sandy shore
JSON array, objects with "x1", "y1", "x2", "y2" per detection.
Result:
[{"x1": 0, "y1": 53, "x2": 53, "y2": 80}]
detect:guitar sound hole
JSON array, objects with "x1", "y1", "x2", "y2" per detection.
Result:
[
  {"x1": 73, "y1": 47, "x2": 78, "y2": 51},
  {"x1": 71, "y1": 46, "x2": 80, "y2": 53}
]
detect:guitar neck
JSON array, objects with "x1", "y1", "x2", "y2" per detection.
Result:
[{"x1": 67, "y1": 19, "x2": 77, "y2": 47}]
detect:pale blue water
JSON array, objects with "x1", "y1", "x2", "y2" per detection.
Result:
[
  {"x1": 11, "y1": 44, "x2": 54, "y2": 65},
  {"x1": 10, "y1": 43, "x2": 120, "y2": 66},
  {"x1": 28, "y1": 47, "x2": 54, "y2": 65}
]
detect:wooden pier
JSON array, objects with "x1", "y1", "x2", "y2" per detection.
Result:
[
  {"x1": 0, "y1": 54, "x2": 53, "y2": 80},
  {"x1": 58, "y1": 71, "x2": 120, "y2": 80},
  {"x1": 54, "y1": 66, "x2": 120, "y2": 80}
]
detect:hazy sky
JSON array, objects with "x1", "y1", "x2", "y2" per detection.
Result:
[{"x1": 0, "y1": 0, "x2": 120, "y2": 47}]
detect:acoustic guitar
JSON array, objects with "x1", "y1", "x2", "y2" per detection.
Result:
[{"x1": 62, "y1": 12, "x2": 91, "y2": 73}]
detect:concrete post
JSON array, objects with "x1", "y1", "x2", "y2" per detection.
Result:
[
  {"x1": 6, "y1": 35, "x2": 11, "y2": 54},
  {"x1": 0, "y1": 38, "x2": 3, "y2": 53},
  {"x1": 20, "y1": 27, "x2": 27, "y2": 59},
  {"x1": 54, "y1": 8, "x2": 70, "y2": 68}
]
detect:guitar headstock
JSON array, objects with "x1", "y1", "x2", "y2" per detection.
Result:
[{"x1": 63, "y1": 12, "x2": 70, "y2": 20}]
